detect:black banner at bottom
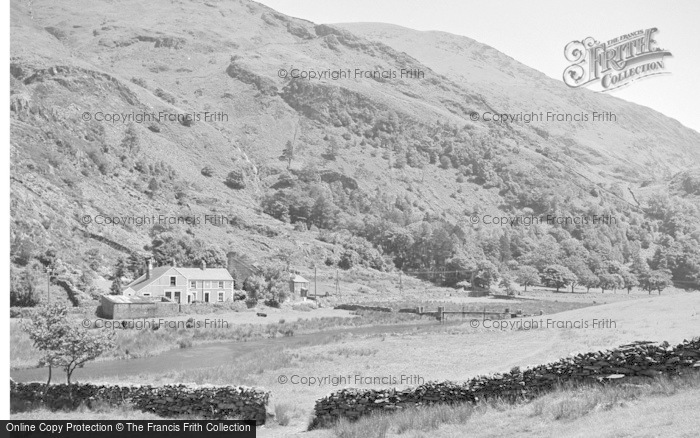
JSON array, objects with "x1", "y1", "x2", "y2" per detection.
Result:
[{"x1": 3, "y1": 420, "x2": 256, "y2": 437}]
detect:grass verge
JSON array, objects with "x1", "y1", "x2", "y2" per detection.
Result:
[{"x1": 329, "y1": 371, "x2": 700, "y2": 438}]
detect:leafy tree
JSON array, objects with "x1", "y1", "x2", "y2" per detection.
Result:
[
  {"x1": 598, "y1": 273, "x2": 623, "y2": 293},
  {"x1": 10, "y1": 235, "x2": 36, "y2": 266},
  {"x1": 21, "y1": 305, "x2": 70, "y2": 386},
  {"x1": 445, "y1": 250, "x2": 477, "y2": 286},
  {"x1": 514, "y1": 266, "x2": 539, "y2": 292},
  {"x1": 109, "y1": 279, "x2": 122, "y2": 295},
  {"x1": 148, "y1": 233, "x2": 227, "y2": 268},
  {"x1": 311, "y1": 194, "x2": 339, "y2": 229},
  {"x1": 562, "y1": 256, "x2": 592, "y2": 292},
  {"x1": 23, "y1": 305, "x2": 115, "y2": 385},
  {"x1": 640, "y1": 269, "x2": 673, "y2": 294},
  {"x1": 324, "y1": 137, "x2": 340, "y2": 160},
  {"x1": 262, "y1": 191, "x2": 292, "y2": 223},
  {"x1": 282, "y1": 140, "x2": 294, "y2": 169},
  {"x1": 120, "y1": 123, "x2": 140, "y2": 154},
  {"x1": 394, "y1": 152, "x2": 407, "y2": 169},
  {"x1": 540, "y1": 264, "x2": 577, "y2": 292},
  {"x1": 11, "y1": 268, "x2": 41, "y2": 307},
  {"x1": 126, "y1": 253, "x2": 144, "y2": 279},
  {"x1": 472, "y1": 260, "x2": 499, "y2": 289},
  {"x1": 59, "y1": 324, "x2": 116, "y2": 384},
  {"x1": 499, "y1": 273, "x2": 516, "y2": 295},
  {"x1": 243, "y1": 274, "x2": 266, "y2": 300},
  {"x1": 620, "y1": 268, "x2": 640, "y2": 294},
  {"x1": 439, "y1": 155, "x2": 451, "y2": 169},
  {"x1": 519, "y1": 236, "x2": 561, "y2": 270},
  {"x1": 579, "y1": 271, "x2": 600, "y2": 293}
]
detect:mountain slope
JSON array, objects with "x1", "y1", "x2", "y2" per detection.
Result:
[
  {"x1": 338, "y1": 22, "x2": 700, "y2": 182},
  {"x1": 10, "y1": 0, "x2": 700, "y2": 300}
]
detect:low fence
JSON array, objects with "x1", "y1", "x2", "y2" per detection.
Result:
[
  {"x1": 11, "y1": 382, "x2": 269, "y2": 425},
  {"x1": 334, "y1": 304, "x2": 392, "y2": 313},
  {"x1": 310, "y1": 337, "x2": 700, "y2": 428},
  {"x1": 398, "y1": 306, "x2": 517, "y2": 321}
]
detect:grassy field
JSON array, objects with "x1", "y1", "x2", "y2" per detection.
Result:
[
  {"x1": 10, "y1": 307, "x2": 428, "y2": 369},
  {"x1": 11, "y1": 292, "x2": 699, "y2": 437},
  {"x1": 322, "y1": 371, "x2": 700, "y2": 438},
  {"x1": 19, "y1": 291, "x2": 690, "y2": 436},
  {"x1": 11, "y1": 292, "x2": 597, "y2": 370}
]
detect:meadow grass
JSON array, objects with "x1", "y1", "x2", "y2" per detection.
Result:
[
  {"x1": 329, "y1": 371, "x2": 700, "y2": 438},
  {"x1": 11, "y1": 310, "x2": 424, "y2": 369}
]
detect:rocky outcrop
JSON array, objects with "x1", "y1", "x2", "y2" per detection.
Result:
[{"x1": 225, "y1": 62, "x2": 278, "y2": 96}]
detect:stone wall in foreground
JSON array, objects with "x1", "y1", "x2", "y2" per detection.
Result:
[
  {"x1": 10, "y1": 382, "x2": 269, "y2": 425},
  {"x1": 311, "y1": 337, "x2": 700, "y2": 428}
]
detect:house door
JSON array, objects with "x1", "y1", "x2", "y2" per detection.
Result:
[
  {"x1": 174, "y1": 291, "x2": 181, "y2": 303},
  {"x1": 204, "y1": 292, "x2": 210, "y2": 303},
  {"x1": 187, "y1": 294, "x2": 192, "y2": 304}
]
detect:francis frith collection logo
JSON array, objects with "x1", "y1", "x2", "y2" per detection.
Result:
[{"x1": 563, "y1": 27, "x2": 672, "y2": 91}]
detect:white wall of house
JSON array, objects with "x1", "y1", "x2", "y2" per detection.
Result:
[{"x1": 127, "y1": 268, "x2": 235, "y2": 304}]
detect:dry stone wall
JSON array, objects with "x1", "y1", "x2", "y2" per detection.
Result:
[
  {"x1": 311, "y1": 338, "x2": 700, "y2": 428},
  {"x1": 11, "y1": 382, "x2": 269, "y2": 425}
]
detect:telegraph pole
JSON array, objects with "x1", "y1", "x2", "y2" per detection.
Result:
[
  {"x1": 399, "y1": 271, "x2": 403, "y2": 293},
  {"x1": 314, "y1": 265, "x2": 317, "y2": 298},
  {"x1": 335, "y1": 268, "x2": 339, "y2": 299}
]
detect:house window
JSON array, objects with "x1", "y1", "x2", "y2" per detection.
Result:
[
  {"x1": 192, "y1": 292, "x2": 197, "y2": 301},
  {"x1": 170, "y1": 276, "x2": 176, "y2": 286},
  {"x1": 142, "y1": 293, "x2": 151, "y2": 297},
  {"x1": 190, "y1": 281, "x2": 196, "y2": 289},
  {"x1": 165, "y1": 291, "x2": 172, "y2": 300},
  {"x1": 205, "y1": 281, "x2": 211, "y2": 288},
  {"x1": 218, "y1": 292, "x2": 224, "y2": 302},
  {"x1": 218, "y1": 281, "x2": 224, "y2": 288}
]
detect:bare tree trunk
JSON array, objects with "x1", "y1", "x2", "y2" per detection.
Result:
[{"x1": 43, "y1": 365, "x2": 52, "y2": 397}]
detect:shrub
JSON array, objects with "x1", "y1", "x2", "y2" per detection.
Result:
[
  {"x1": 233, "y1": 291, "x2": 247, "y2": 301},
  {"x1": 264, "y1": 298, "x2": 280, "y2": 308},
  {"x1": 225, "y1": 169, "x2": 246, "y2": 189},
  {"x1": 154, "y1": 88, "x2": 176, "y2": 104},
  {"x1": 201, "y1": 166, "x2": 214, "y2": 177},
  {"x1": 11, "y1": 269, "x2": 41, "y2": 307}
]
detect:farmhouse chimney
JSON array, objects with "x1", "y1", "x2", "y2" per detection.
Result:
[
  {"x1": 201, "y1": 260, "x2": 206, "y2": 270},
  {"x1": 172, "y1": 258, "x2": 176, "y2": 268},
  {"x1": 146, "y1": 258, "x2": 154, "y2": 279}
]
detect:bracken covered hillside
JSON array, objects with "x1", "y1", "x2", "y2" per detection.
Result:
[{"x1": 10, "y1": 0, "x2": 700, "y2": 304}]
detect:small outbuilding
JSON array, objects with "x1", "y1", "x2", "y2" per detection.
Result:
[
  {"x1": 100, "y1": 295, "x2": 178, "y2": 319},
  {"x1": 289, "y1": 274, "x2": 310, "y2": 298}
]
